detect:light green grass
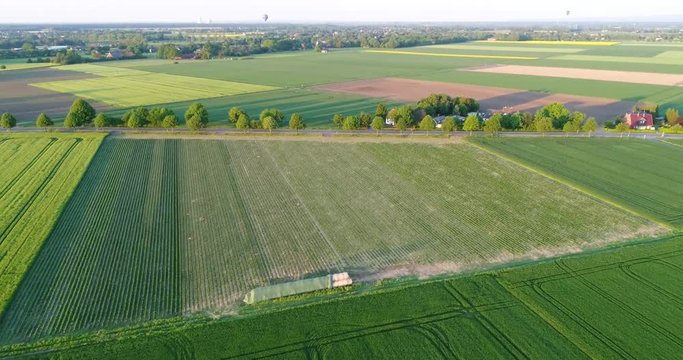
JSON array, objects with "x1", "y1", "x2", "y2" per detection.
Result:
[
  {"x1": 552, "y1": 54, "x2": 683, "y2": 66},
  {"x1": 31, "y1": 64, "x2": 278, "y2": 107},
  {"x1": 0, "y1": 62, "x2": 55, "y2": 71},
  {"x1": 425, "y1": 44, "x2": 587, "y2": 53},
  {"x1": 0, "y1": 133, "x2": 105, "y2": 319},
  {"x1": 0, "y1": 139, "x2": 660, "y2": 344},
  {"x1": 473, "y1": 137, "x2": 683, "y2": 228}
]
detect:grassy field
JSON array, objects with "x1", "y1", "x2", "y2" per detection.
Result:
[
  {"x1": 0, "y1": 138, "x2": 661, "y2": 344},
  {"x1": 0, "y1": 133, "x2": 105, "y2": 317},
  {"x1": 0, "y1": 62, "x2": 56, "y2": 72},
  {"x1": 99, "y1": 88, "x2": 402, "y2": 128},
  {"x1": 473, "y1": 138, "x2": 683, "y2": 229},
  {"x1": 31, "y1": 64, "x2": 277, "y2": 107},
  {"x1": 3, "y1": 233, "x2": 679, "y2": 359},
  {"x1": 473, "y1": 40, "x2": 619, "y2": 46}
]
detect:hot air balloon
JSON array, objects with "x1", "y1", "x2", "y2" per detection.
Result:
[{"x1": 263, "y1": 14, "x2": 269, "y2": 22}]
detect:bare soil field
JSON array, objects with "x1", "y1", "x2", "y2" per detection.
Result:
[
  {"x1": 0, "y1": 68, "x2": 111, "y2": 124},
  {"x1": 469, "y1": 65, "x2": 683, "y2": 86},
  {"x1": 316, "y1": 77, "x2": 633, "y2": 120}
]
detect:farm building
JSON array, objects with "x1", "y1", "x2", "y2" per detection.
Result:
[
  {"x1": 106, "y1": 49, "x2": 123, "y2": 59},
  {"x1": 624, "y1": 112, "x2": 654, "y2": 130}
]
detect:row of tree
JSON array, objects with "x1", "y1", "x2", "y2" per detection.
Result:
[
  {"x1": 228, "y1": 107, "x2": 306, "y2": 132},
  {"x1": 0, "y1": 99, "x2": 307, "y2": 132}
]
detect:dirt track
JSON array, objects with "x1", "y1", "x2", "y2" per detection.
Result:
[
  {"x1": 469, "y1": 65, "x2": 683, "y2": 86},
  {"x1": 316, "y1": 77, "x2": 634, "y2": 120}
]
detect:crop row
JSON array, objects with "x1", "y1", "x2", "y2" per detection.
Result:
[
  {"x1": 474, "y1": 138, "x2": 683, "y2": 228},
  {"x1": 0, "y1": 134, "x2": 104, "y2": 324},
  {"x1": 0, "y1": 139, "x2": 663, "y2": 343}
]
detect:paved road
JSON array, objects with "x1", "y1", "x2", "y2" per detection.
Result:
[{"x1": 6, "y1": 126, "x2": 683, "y2": 140}]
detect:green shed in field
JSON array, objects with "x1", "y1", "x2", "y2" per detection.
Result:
[{"x1": 244, "y1": 272, "x2": 352, "y2": 305}]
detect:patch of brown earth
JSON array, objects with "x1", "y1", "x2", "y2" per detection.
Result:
[{"x1": 316, "y1": 77, "x2": 635, "y2": 120}]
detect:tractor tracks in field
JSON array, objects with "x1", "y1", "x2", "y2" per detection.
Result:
[
  {"x1": 0, "y1": 139, "x2": 81, "y2": 249},
  {"x1": 223, "y1": 297, "x2": 516, "y2": 359},
  {"x1": 0, "y1": 137, "x2": 57, "y2": 200}
]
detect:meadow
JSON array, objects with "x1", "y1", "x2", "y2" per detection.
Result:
[
  {"x1": 0, "y1": 133, "x2": 105, "y2": 317},
  {"x1": 0, "y1": 138, "x2": 661, "y2": 344},
  {"x1": 3, "y1": 233, "x2": 679, "y2": 359},
  {"x1": 473, "y1": 138, "x2": 683, "y2": 229},
  {"x1": 31, "y1": 64, "x2": 277, "y2": 107}
]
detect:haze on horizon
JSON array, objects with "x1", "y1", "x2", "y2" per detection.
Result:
[{"x1": 2, "y1": 0, "x2": 681, "y2": 24}]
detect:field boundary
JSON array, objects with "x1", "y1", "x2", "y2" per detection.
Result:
[
  {"x1": 363, "y1": 49, "x2": 538, "y2": 60},
  {"x1": 466, "y1": 138, "x2": 674, "y2": 231}
]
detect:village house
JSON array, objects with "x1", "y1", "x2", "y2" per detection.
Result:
[
  {"x1": 106, "y1": 49, "x2": 123, "y2": 60},
  {"x1": 623, "y1": 112, "x2": 654, "y2": 130}
]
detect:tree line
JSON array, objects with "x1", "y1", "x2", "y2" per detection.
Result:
[{"x1": 0, "y1": 98, "x2": 306, "y2": 132}]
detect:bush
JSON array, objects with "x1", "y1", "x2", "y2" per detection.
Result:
[{"x1": 36, "y1": 113, "x2": 53, "y2": 128}]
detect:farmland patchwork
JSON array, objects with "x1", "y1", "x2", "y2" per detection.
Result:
[
  {"x1": 0, "y1": 138, "x2": 664, "y2": 343},
  {"x1": 30, "y1": 64, "x2": 278, "y2": 107}
]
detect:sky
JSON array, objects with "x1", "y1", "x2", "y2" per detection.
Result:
[{"x1": 1, "y1": 0, "x2": 680, "y2": 23}]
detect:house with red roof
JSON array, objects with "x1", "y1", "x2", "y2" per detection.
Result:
[{"x1": 623, "y1": 112, "x2": 654, "y2": 130}]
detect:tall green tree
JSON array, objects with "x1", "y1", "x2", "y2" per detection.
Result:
[
  {"x1": 395, "y1": 106, "x2": 415, "y2": 127},
  {"x1": 358, "y1": 112, "x2": 372, "y2": 128},
  {"x1": 93, "y1": 113, "x2": 108, "y2": 128},
  {"x1": 419, "y1": 115, "x2": 436, "y2": 131},
  {"x1": 289, "y1": 113, "x2": 305, "y2": 132},
  {"x1": 371, "y1": 116, "x2": 384, "y2": 134},
  {"x1": 185, "y1": 103, "x2": 209, "y2": 129},
  {"x1": 396, "y1": 118, "x2": 408, "y2": 133},
  {"x1": 262, "y1": 116, "x2": 277, "y2": 133},
  {"x1": 162, "y1": 114, "x2": 178, "y2": 129},
  {"x1": 148, "y1": 107, "x2": 175, "y2": 127},
  {"x1": 332, "y1": 113, "x2": 344, "y2": 128},
  {"x1": 666, "y1": 108, "x2": 680, "y2": 126},
  {"x1": 122, "y1": 107, "x2": 149, "y2": 128},
  {"x1": 615, "y1": 122, "x2": 630, "y2": 135},
  {"x1": 582, "y1": 117, "x2": 598, "y2": 134},
  {"x1": 534, "y1": 103, "x2": 571, "y2": 130},
  {"x1": 534, "y1": 117, "x2": 554, "y2": 134},
  {"x1": 441, "y1": 116, "x2": 456, "y2": 133},
  {"x1": 260, "y1": 108, "x2": 284, "y2": 124},
  {"x1": 1, "y1": 112, "x2": 17, "y2": 130},
  {"x1": 236, "y1": 113, "x2": 250, "y2": 130},
  {"x1": 127, "y1": 112, "x2": 146, "y2": 128},
  {"x1": 483, "y1": 115, "x2": 502, "y2": 135},
  {"x1": 342, "y1": 115, "x2": 360, "y2": 130},
  {"x1": 229, "y1": 107, "x2": 247, "y2": 124},
  {"x1": 35, "y1": 113, "x2": 53, "y2": 128},
  {"x1": 463, "y1": 114, "x2": 480, "y2": 134},
  {"x1": 65, "y1": 98, "x2": 96, "y2": 127},
  {"x1": 375, "y1": 103, "x2": 388, "y2": 119}
]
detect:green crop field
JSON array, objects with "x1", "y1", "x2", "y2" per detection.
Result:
[
  {"x1": 0, "y1": 133, "x2": 104, "y2": 317},
  {"x1": 473, "y1": 138, "x2": 683, "y2": 229},
  {"x1": 0, "y1": 138, "x2": 661, "y2": 344},
  {"x1": 30, "y1": 64, "x2": 277, "y2": 107},
  {"x1": 3, "y1": 233, "x2": 679, "y2": 359},
  {"x1": 100, "y1": 88, "x2": 402, "y2": 128}
]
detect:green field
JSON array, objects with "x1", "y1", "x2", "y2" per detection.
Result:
[
  {"x1": 3, "y1": 233, "x2": 679, "y2": 359},
  {"x1": 0, "y1": 62, "x2": 55, "y2": 71},
  {"x1": 0, "y1": 133, "x2": 105, "y2": 316},
  {"x1": 31, "y1": 64, "x2": 277, "y2": 107},
  {"x1": 100, "y1": 88, "x2": 402, "y2": 128},
  {"x1": 473, "y1": 138, "x2": 683, "y2": 229},
  {"x1": 0, "y1": 138, "x2": 661, "y2": 344}
]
